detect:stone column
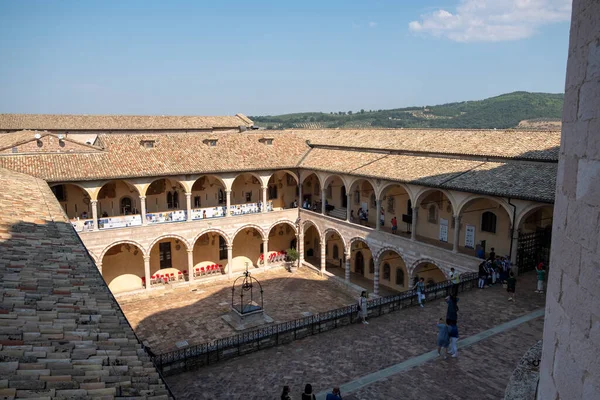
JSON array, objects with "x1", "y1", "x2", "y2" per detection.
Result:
[
  {"x1": 298, "y1": 183, "x2": 303, "y2": 207},
  {"x1": 227, "y1": 245, "x2": 233, "y2": 279},
  {"x1": 538, "y1": 2, "x2": 600, "y2": 398},
  {"x1": 91, "y1": 200, "x2": 99, "y2": 231},
  {"x1": 320, "y1": 238, "x2": 326, "y2": 273},
  {"x1": 140, "y1": 196, "x2": 147, "y2": 226},
  {"x1": 411, "y1": 206, "x2": 418, "y2": 240},
  {"x1": 225, "y1": 190, "x2": 231, "y2": 217},
  {"x1": 298, "y1": 229, "x2": 305, "y2": 263},
  {"x1": 185, "y1": 192, "x2": 192, "y2": 221},
  {"x1": 321, "y1": 188, "x2": 326, "y2": 214},
  {"x1": 344, "y1": 252, "x2": 351, "y2": 282},
  {"x1": 452, "y1": 215, "x2": 461, "y2": 253},
  {"x1": 143, "y1": 255, "x2": 151, "y2": 290},
  {"x1": 373, "y1": 258, "x2": 380, "y2": 295},
  {"x1": 347, "y1": 193, "x2": 352, "y2": 221},
  {"x1": 187, "y1": 249, "x2": 194, "y2": 279},
  {"x1": 263, "y1": 238, "x2": 269, "y2": 268},
  {"x1": 376, "y1": 198, "x2": 382, "y2": 231},
  {"x1": 262, "y1": 186, "x2": 268, "y2": 213}
]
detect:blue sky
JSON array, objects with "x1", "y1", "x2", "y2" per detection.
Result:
[{"x1": 0, "y1": 0, "x2": 572, "y2": 116}]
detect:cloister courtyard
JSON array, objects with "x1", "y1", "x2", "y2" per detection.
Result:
[
  {"x1": 165, "y1": 271, "x2": 546, "y2": 400},
  {"x1": 119, "y1": 266, "x2": 357, "y2": 354}
]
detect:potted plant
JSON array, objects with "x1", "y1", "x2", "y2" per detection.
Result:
[{"x1": 286, "y1": 248, "x2": 300, "y2": 272}]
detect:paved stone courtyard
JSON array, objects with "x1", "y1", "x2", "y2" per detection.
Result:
[
  {"x1": 166, "y1": 271, "x2": 546, "y2": 399},
  {"x1": 119, "y1": 267, "x2": 356, "y2": 353}
]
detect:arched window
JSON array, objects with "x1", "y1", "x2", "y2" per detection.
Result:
[
  {"x1": 383, "y1": 263, "x2": 391, "y2": 280},
  {"x1": 333, "y1": 244, "x2": 339, "y2": 260},
  {"x1": 369, "y1": 258, "x2": 374, "y2": 274},
  {"x1": 396, "y1": 268, "x2": 405, "y2": 286},
  {"x1": 120, "y1": 197, "x2": 132, "y2": 215},
  {"x1": 173, "y1": 191, "x2": 179, "y2": 208},
  {"x1": 428, "y1": 204, "x2": 438, "y2": 224},
  {"x1": 481, "y1": 211, "x2": 497, "y2": 233},
  {"x1": 166, "y1": 192, "x2": 173, "y2": 209},
  {"x1": 355, "y1": 251, "x2": 364, "y2": 275}
]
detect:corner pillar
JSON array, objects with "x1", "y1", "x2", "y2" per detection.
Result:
[
  {"x1": 376, "y1": 198, "x2": 382, "y2": 231},
  {"x1": 143, "y1": 255, "x2": 151, "y2": 290},
  {"x1": 91, "y1": 200, "x2": 99, "y2": 231},
  {"x1": 320, "y1": 238, "x2": 326, "y2": 273},
  {"x1": 347, "y1": 193, "x2": 352, "y2": 221},
  {"x1": 139, "y1": 196, "x2": 147, "y2": 226},
  {"x1": 373, "y1": 258, "x2": 380, "y2": 295},
  {"x1": 185, "y1": 192, "x2": 192, "y2": 221},
  {"x1": 453, "y1": 215, "x2": 461, "y2": 253},
  {"x1": 345, "y1": 252, "x2": 351, "y2": 282},
  {"x1": 263, "y1": 238, "x2": 269, "y2": 268},
  {"x1": 187, "y1": 249, "x2": 194, "y2": 278},
  {"x1": 321, "y1": 188, "x2": 326, "y2": 214},
  {"x1": 227, "y1": 245, "x2": 233, "y2": 279},
  {"x1": 225, "y1": 190, "x2": 231, "y2": 217},
  {"x1": 262, "y1": 186, "x2": 268, "y2": 213},
  {"x1": 411, "y1": 206, "x2": 418, "y2": 241}
]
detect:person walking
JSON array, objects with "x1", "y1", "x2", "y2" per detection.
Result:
[
  {"x1": 357, "y1": 291, "x2": 369, "y2": 324},
  {"x1": 325, "y1": 387, "x2": 343, "y2": 400},
  {"x1": 448, "y1": 323, "x2": 459, "y2": 358},
  {"x1": 436, "y1": 318, "x2": 450, "y2": 359},
  {"x1": 414, "y1": 277, "x2": 426, "y2": 307},
  {"x1": 391, "y1": 216, "x2": 398, "y2": 234},
  {"x1": 301, "y1": 384, "x2": 316, "y2": 400},
  {"x1": 478, "y1": 262, "x2": 487, "y2": 289},
  {"x1": 535, "y1": 263, "x2": 546, "y2": 294},
  {"x1": 449, "y1": 267, "x2": 460, "y2": 296},
  {"x1": 507, "y1": 272, "x2": 517, "y2": 301},
  {"x1": 281, "y1": 385, "x2": 292, "y2": 400},
  {"x1": 445, "y1": 295, "x2": 459, "y2": 326}
]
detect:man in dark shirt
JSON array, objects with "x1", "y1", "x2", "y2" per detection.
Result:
[
  {"x1": 507, "y1": 272, "x2": 517, "y2": 301},
  {"x1": 488, "y1": 247, "x2": 496, "y2": 262}
]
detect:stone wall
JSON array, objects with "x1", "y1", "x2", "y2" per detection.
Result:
[{"x1": 538, "y1": 1, "x2": 600, "y2": 398}]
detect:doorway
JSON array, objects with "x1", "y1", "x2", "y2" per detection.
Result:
[
  {"x1": 159, "y1": 242, "x2": 172, "y2": 269},
  {"x1": 341, "y1": 185, "x2": 347, "y2": 208},
  {"x1": 355, "y1": 251, "x2": 365, "y2": 276}
]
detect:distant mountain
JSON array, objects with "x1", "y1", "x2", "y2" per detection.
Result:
[{"x1": 251, "y1": 91, "x2": 564, "y2": 130}]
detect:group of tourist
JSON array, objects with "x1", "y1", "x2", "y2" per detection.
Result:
[{"x1": 281, "y1": 384, "x2": 342, "y2": 400}]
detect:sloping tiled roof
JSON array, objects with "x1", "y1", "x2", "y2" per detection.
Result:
[
  {"x1": 299, "y1": 148, "x2": 557, "y2": 203},
  {"x1": 0, "y1": 131, "x2": 309, "y2": 181},
  {"x1": 0, "y1": 130, "x2": 103, "y2": 152},
  {"x1": 0, "y1": 113, "x2": 253, "y2": 130},
  {"x1": 0, "y1": 167, "x2": 171, "y2": 398},
  {"x1": 292, "y1": 129, "x2": 561, "y2": 161}
]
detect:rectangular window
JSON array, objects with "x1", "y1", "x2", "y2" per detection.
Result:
[
  {"x1": 194, "y1": 196, "x2": 201, "y2": 208},
  {"x1": 208, "y1": 140, "x2": 217, "y2": 147},
  {"x1": 11, "y1": 147, "x2": 18, "y2": 153},
  {"x1": 141, "y1": 140, "x2": 155, "y2": 148},
  {"x1": 218, "y1": 189, "x2": 225, "y2": 204},
  {"x1": 219, "y1": 236, "x2": 227, "y2": 260},
  {"x1": 245, "y1": 191, "x2": 252, "y2": 202}
]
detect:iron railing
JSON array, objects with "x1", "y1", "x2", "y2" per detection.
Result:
[{"x1": 154, "y1": 272, "x2": 478, "y2": 375}]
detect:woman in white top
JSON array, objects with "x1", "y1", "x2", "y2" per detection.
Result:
[{"x1": 357, "y1": 291, "x2": 369, "y2": 324}]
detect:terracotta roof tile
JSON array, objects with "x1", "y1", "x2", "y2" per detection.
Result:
[
  {"x1": 292, "y1": 129, "x2": 560, "y2": 160},
  {"x1": 0, "y1": 113, "x2": 253, "y2": 130}
]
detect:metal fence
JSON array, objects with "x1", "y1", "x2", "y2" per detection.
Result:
[
  {"x1": 155, "y1": 272, "x2": 479, "y2": 375},
  {"x1": 517, "y1": 229, "x2": 552, "y2": 273}
]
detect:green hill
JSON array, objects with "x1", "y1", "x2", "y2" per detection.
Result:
[{"x1": 251, "y1": 91, "x2": 564, "y2": 130}]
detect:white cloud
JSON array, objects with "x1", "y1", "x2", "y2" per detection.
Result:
[
  {"x1": 369, "y1": 21, "x2": 378, "y2": 28},
  {"x1": 409, "y1": 0, "x2": 572, "y2": 42}
]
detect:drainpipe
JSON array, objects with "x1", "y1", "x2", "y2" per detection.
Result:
[{"x1": 508, "y1": 198, "x2": 517, "y2": 264}]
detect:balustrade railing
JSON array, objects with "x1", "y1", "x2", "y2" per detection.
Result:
[{"x1": 153, "y1": 272, "x2": 478, "y2": 375}]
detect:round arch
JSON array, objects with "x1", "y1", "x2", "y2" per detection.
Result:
[
  {"x1": 323, "y1": 227, "x2": 347, "y2": 252},
  {"x1": 141, "y1": 177, "x2": 185, "y2": 197},
  {"x1": 322, "y1": 173, "x2": 349, "y2": 191},
  {"x1": 191, "y1": 174, "x2": 227, "y2": 191},
  {"x1": 515, "y1": 203, "x2": 554, "y2": 230},
  {"x1": 456, "y1": 195, "x2": 514, "y2": 224},
  {"x1": 231, "y1": 171, "x2": 265, "y2": 187},
  {"x1": 348, "y1": 236, "x2": 370, "y2": 250},
  {"x1": 191, "y1": 228, "x2": 231, "y2": 247},
  {"x1": 267, "y1": 219, "x2": 298, "y2": 235},
  {"x1": 409, "y1": 258, "x2": 448, "y2": 281},
  {"x1": 99, "y1": 240, "x2": 147, "y2": 263},
  {"x1": 373, "y1": 246, "x2": 405, "y2": 266},
  {"x1": 377, "y1": 181, "x2": 414, "y2": 205},
  {"x1": 147, "y1": 234, "x2": 191, "y2": 255},
  {"x1": 300, "y1": 171, "x2": 322, "y2": 186},
  {"x1": 414, "y1": 187, "x2": 457, "y2": 212},
  {"x1": 49, "y1": 182, "x2": 94, "y2": 199},
  {"x1": 347, "y1": 176, "x2": 377, "y2": 194},
  {"x1": 375, "y1": 247, "x2": 409, "y2": 288},
  {"x1": 267, "y1": 169, "x2": 299, "y2": 184},
  {"x1": 302, "y1": 219, "x2": 322, "y2": 239},
  {"x1": 232, "y1": 224, "x2": 266, "y2": 241}
]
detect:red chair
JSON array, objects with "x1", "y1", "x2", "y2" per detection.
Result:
[
  {"x1": 194, "y1": 268, "x2": 200, "y2": 278},
  {"x1": 162, "y1": 276, "x2": 168, "y2": 284},
  {"x1": 151, "y1": 275, "x2": 156, "y2": 285},
  {"x1": 178, "y1": 271, "x2": 183, "y2": 281},
  {"x1": 200, "y1": 267, "x2": 206, "y2": 275},
  {"x1": 141, "y1": 277, "x2": 146, "y2": 287},
  {"x1": 170, "y1": 273, "x2": 175, "y2": 281}
]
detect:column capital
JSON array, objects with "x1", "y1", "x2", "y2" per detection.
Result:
[
  {"x1": 262, "y1": 237, "x2": 269, "y2": 242},
  {"x1": 185, "y1": 192, "x2": 192, "y2": 197},
  {"x1": 227, "y1": 245, "x2": 233, "y2": 250},
  {"x1": 453, "y1": 214, "x2": 461, "y2": 220},
  {"x1": 139, "y1": 196, "x2": 146, "y2": 200},
  {"x1": 226, "y1": 189, "x2": 232, "y2": 193},
  {"x1": 91, "y1": 199, "x2": 98, "y2": 204},
  {"x1": 187, "y1": 249, "x2": 194, "y2": 254},
  {"x1": 143, "y1": 255, "x2": 151, "y2": 262}
]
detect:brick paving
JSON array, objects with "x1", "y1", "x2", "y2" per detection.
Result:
[
  {"x1": 119, "y1": 267, "x2": 356, "y2": 354},
  {"x1": 166, "y1": 271, "x2": 546, "y2": 400}
]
